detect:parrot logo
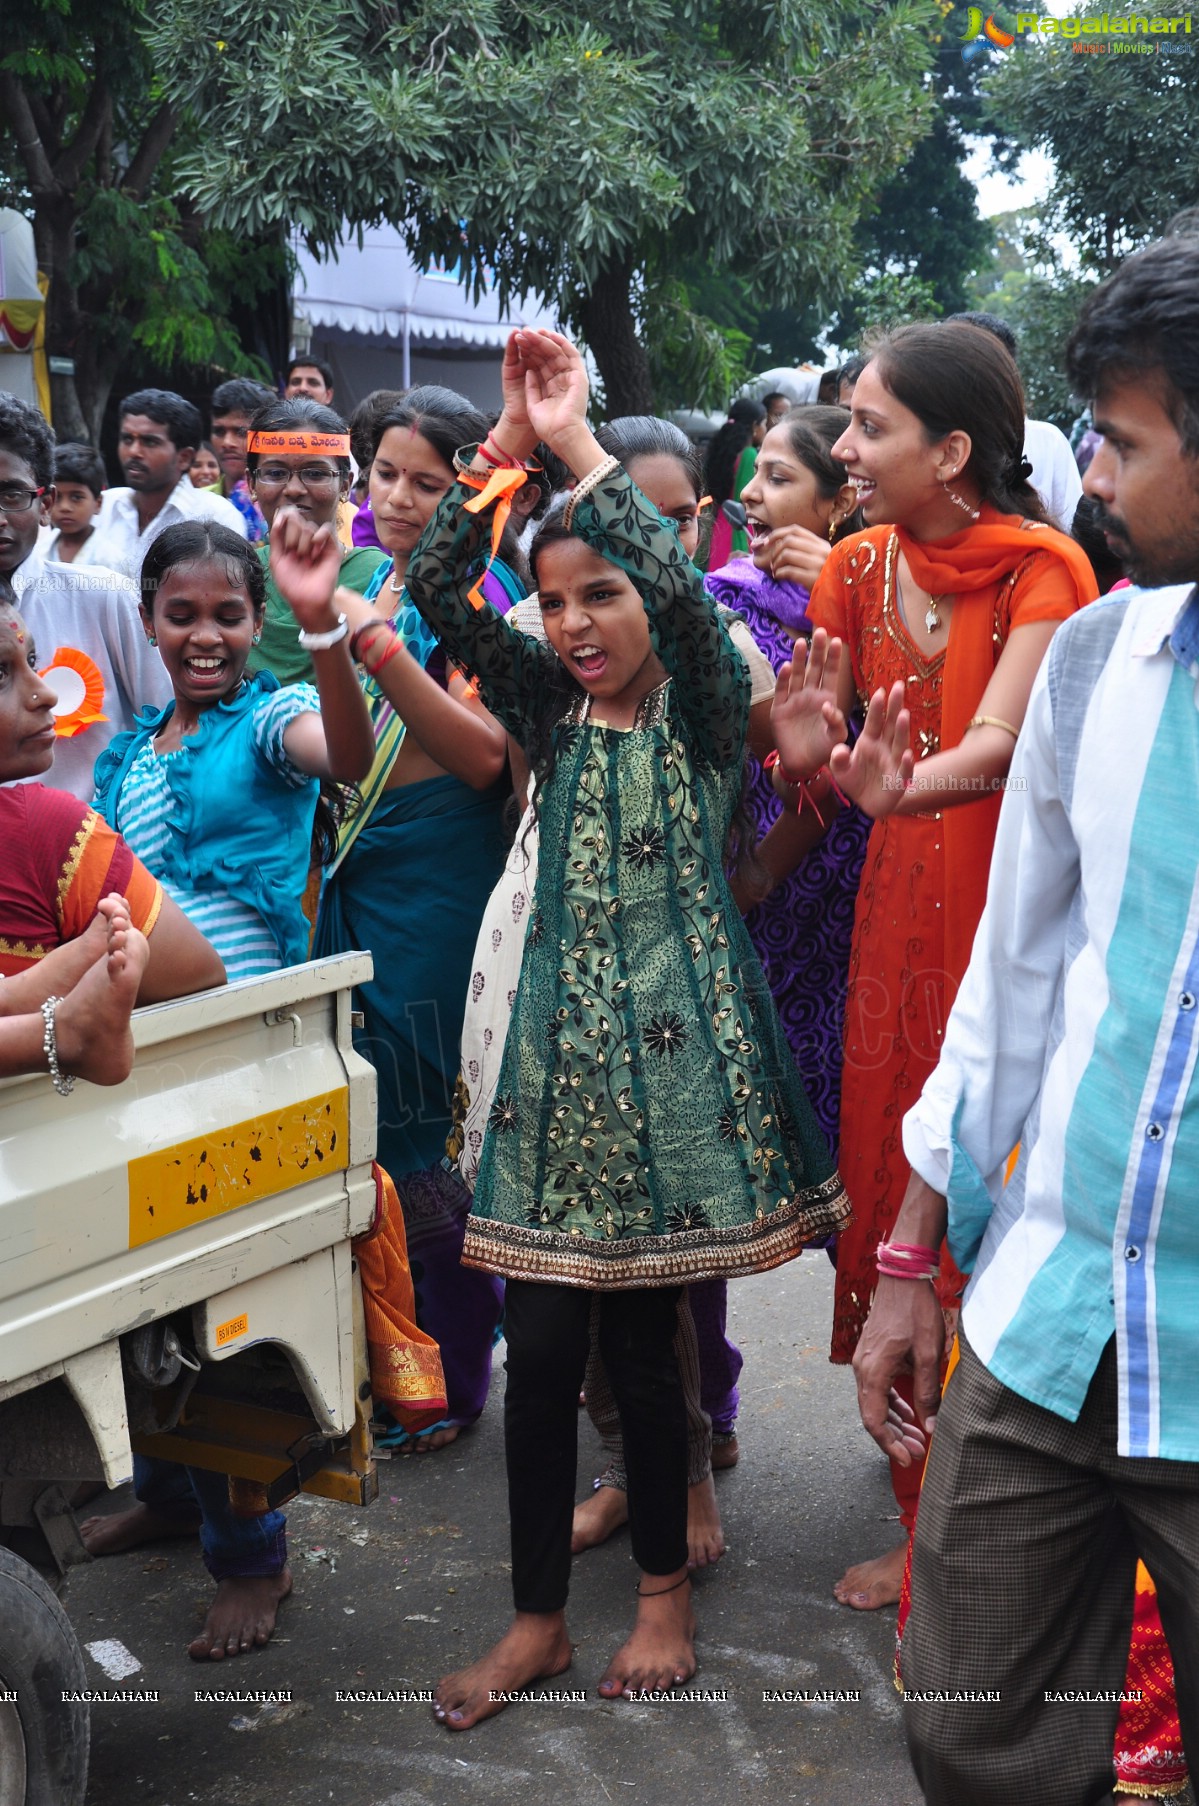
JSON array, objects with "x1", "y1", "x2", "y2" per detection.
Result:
[{"x1": 961, "y1": 7, "x2": 1017, "y2": 58}]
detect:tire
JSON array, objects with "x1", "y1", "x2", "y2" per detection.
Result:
[{"x1": 0, "y1": 1547, "x2": 89, "y2": 1806}]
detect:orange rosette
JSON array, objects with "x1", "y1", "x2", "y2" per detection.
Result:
[{"x1": 39, "y1": 646, "x2": 109, "y2": 739}]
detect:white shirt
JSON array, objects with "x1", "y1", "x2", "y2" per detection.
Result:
[
  {"x1": 88, "y1": 475, "x2": 247, "y2": 580},
  {"x1": 1024, "y1": 417, "x2": 1083, "y2": 534},
  {"x1": 12, "y1": 550, "x2": 174, "y2": 802},
  {"x1": 903, "y1": 584, "x2": 1199, "y2": 1459}
]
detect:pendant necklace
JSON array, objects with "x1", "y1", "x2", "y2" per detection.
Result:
[{"x1": 897, "y1": 571, "x2": 947, "y2": 637}]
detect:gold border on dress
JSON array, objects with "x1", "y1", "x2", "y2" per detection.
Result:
[{"x1": 460, "y1": 1172, "x2": 850, "y2": 1288}]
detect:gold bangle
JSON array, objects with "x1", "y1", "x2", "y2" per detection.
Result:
[
  {"x1": 563, "y1": 455, "x2": 622, "y2": 530},
  {"x1": 966, "y1": 714, "x2": 1020, "y2": 739}
]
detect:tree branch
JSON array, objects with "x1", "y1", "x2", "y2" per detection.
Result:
[
  {"x1": 122, "y1": 100, "x2": 180, "y2": 201},
  {"x1": 55, "y1": 70, "x2": 115, "y2": 191},
  {"x1": 0, "y1": 72, "x2": 60, "y2": 196},
  {"x1": 27, "y1": 89, "x2": 62, "y2": 165}
]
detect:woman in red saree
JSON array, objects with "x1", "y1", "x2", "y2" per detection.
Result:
[{"x1": 768, "y1": 322, "x2": 1097, "y2": 1608}]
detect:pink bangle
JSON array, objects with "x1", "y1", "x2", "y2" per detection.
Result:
[{"x1": 876, "y1": 1239, "x2": 940, "y2": 1282}]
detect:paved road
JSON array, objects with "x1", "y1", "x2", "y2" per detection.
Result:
[{"x1": 73, "y1": 1255, "x2": 921, "y2": 1806}]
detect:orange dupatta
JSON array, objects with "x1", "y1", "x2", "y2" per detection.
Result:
[
  {"x1": 353, "y1": 1165, "x2": 448, "y2": 1431},
  {"x1": 896, "y1": 507, "x2": 1097, "y2": 984}
]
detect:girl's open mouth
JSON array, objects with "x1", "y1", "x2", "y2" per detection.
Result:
[
  {"x1": 183, "y1": 655, "x2": 230, "y2": 686},
  {"x1": 570, "y1": 645, "x2": 608, "y2": 680}
]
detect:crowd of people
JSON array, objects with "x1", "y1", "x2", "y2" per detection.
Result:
[{"x1": 3, "y1": 233, "x2": 1199, "y2": 1802}]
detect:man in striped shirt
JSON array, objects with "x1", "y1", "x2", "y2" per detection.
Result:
[{"x1": 853, "y1": 234, "x2": 1199, "y2": 1803}]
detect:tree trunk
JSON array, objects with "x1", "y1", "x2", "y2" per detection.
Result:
[
  {"x1": 33, "y1": 201, "x2": 91, "y2": 443},
  {"x1": 576, "y1": 254, "x2": 654, "y2": 417}
]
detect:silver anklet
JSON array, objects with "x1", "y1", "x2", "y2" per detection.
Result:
[{"x1": 41, "y1": 996, "x2": 75, "y2": 1096}]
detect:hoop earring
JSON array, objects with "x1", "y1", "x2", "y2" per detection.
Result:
[{"x1": 941, "y1": 479, "x2": 980, "y2": 523}]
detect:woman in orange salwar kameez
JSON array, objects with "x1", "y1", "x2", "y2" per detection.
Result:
[{"x1": 768, "y1": 322, "x2": 1097, "y2": 1609}]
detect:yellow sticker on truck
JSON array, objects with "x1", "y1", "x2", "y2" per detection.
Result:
[
  {"x1": 127, "y1": 1090, "x2": 350, "y2": 1248},
  {"x1": 214, "y1": 1314, "x2": 249, "y2": 1346}
]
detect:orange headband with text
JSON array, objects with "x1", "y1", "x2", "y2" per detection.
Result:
[{"x1": 246, "y1": 431, "x2": 350, "y2": 455}]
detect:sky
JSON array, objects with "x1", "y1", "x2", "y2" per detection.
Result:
[
  {"x1": 966, "y1": 142, "x2": 1055, "y2": 218},
  {"x1": 964, "y1": 0, "x2": 1073, "y2": 216}
]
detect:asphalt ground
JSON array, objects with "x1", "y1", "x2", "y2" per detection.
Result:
[{"x1": 72, "y1": 1253, "x2": 922, "y2": 1806}]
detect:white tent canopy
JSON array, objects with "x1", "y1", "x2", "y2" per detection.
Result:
[{"x1": 293, "y1": 226, "x2": 559, "y2": 411}]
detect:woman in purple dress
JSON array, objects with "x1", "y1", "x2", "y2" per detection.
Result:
[{"x1": 705, "y1": 406, "x2": 871, "y2": 1161}]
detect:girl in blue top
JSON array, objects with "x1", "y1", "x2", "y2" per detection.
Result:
[
  {"x1": 94, "y1": 519, "x2": 374, "y2": 979},
  {"x1": 87, "y1": 515, "x2": 372, "y2": 1667}
]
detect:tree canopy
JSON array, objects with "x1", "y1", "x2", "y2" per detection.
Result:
[
  {"x1": 983, "y1": 18, "x2": 1199, "y2": 269},
  {"x1": 0, "y1": 0, "x2": 280, "y2": 438},
  {"x1": 146, "y1": 0, "x2": 942, "y2": 413},
  {"x1": 3, "y1": 0, "x2": 942, "y2": 428}
]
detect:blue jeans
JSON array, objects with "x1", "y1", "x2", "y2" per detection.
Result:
[{"x1": 133, "y1": 1455, "x2": 287, "y2": 1581}]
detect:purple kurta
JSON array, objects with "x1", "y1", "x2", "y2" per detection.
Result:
[{"x1": 705, "y1": 558, "x2": 870, "y2": 1161}]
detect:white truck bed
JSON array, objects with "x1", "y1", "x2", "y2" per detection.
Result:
[{"x1": 0, "y1": 954, "x2": 377, "y2": 1484}]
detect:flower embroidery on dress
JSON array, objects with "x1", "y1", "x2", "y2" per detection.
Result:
[
  {"x1": 488, "y1": 1094, "x2": 518, "y2": 1133},
  {"x1": 621, "y1": 824, "x2": 666, "y2": 870},
  {"x1": 644, "y1": 1012, "x2": 688, "y2": 1056}
]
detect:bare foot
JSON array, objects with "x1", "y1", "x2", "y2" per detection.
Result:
[
  {"x1": 188, "y1": 1568, "x2": 292, "y2": 1661},
  {"x1": 687, "y1": 1476, "x2": 725, "y2": 1568},
  {"x1": 710, "y1": 1433, "x2": 739, "y2": 1471},
  {"x1": 413, "y1": 1423, "x2": 459, "y2": 1453},
  {"x1": 833, "y1": 1539, "x2": 907, "y2": 1610},
  {"x1": 79, "y1": 1501, "x2": 201, "y2": 1556},
  {"x1": 598, "y1": 1572, "x2": 696, "y2": 1698},
  {"x1": 572, "y1": 1485, "x2": 629, "y2": 1554},
  {"x1": 54, "y1": 903, "x2": 149, "y2": 1087},
  {"x1": 433, "y1": 1611, "x2": 573, "y2": 1730}
]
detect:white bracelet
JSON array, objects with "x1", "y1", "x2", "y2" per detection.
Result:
[
  {"x1": 297, "y1": 612, "x2": 349, "y2": 651},
  {"x1": 562, "y1": 455, "x2": 622, "y2": 530},
  {"x1": 41, "y1": 996, "x2": 75, "y2": 1097}
]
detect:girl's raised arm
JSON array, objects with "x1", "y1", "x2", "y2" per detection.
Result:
[
  {"x1": 520, "y1": 330, "x2": 747, "y2": 767},
  {"x1": 402, "y1": 491, "x2": 563, "y2": 743},
  {"x1": 267, "y1": 515, "x2": 383, "y2": 783}
]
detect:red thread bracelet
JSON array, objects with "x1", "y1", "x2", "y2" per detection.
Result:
[{"x1": 763, "y1": 748, "x2": 807, "y2": 786}]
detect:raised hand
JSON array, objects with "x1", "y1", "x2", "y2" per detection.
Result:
[
  {"x1": 493, "y1": 332, "x2": 538, "y2": 459},
  {"x1": 269, "y1": 513, "x2": 344, "y2": 633},
  {"x1": 769, "y1": 628, "x2": 847, "y2": 778},
  {"x1": 829, "y1": 680, "x2": 913, "y2": 818},
  {"x1": 755, "y1": 523, "x2": 833, "y2": 592},
  {"x1": 517, "y1": 330, "x2": 591, "y2": 453}
]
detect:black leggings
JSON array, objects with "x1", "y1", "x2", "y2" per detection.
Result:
[{"x1": 503, "y1": 1280, "x2": 688, "y2": 1613}]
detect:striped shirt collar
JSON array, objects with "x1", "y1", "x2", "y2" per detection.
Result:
[{"x1": 1128, "y1": 581, "x2": 1199, "y2": 666}]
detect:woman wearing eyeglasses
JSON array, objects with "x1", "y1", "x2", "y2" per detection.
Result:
[{"x1": 244, "y1": 398, "x2": 389, "y2": 687}]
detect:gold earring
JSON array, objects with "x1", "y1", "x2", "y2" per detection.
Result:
[{"x1": 827, "y1": 514, "x2": 838, "y2": 544}]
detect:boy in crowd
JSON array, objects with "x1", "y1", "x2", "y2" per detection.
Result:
[
  {"x1": 46, "y1": 442, "x2": 106, "y2": 565},
  {"x1": 209, "y1": 376, "x2": 276, "y2": 542}
]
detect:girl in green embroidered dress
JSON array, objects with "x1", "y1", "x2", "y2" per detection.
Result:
[{"x1": 403, "y1": 330, "x2": 847, "y2": 1730}]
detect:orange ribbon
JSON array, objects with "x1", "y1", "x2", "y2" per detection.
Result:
[
  {"x1": 246, "y1": 431, "x2": 350, "y2": 455},
  {"x1": 462, "y1": 465, "x2": 529, "y2": 610}
]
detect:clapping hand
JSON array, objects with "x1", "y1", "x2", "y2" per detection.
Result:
[
  {"x1": 770, "y1": 628, "x2": 848, "y2": 778},
  {"x1": 269, "y1": 512, "x2": 344, "y2": 634},
  {"x1": 829, "y1": 680, "x2": 913, "y2": 818}
]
